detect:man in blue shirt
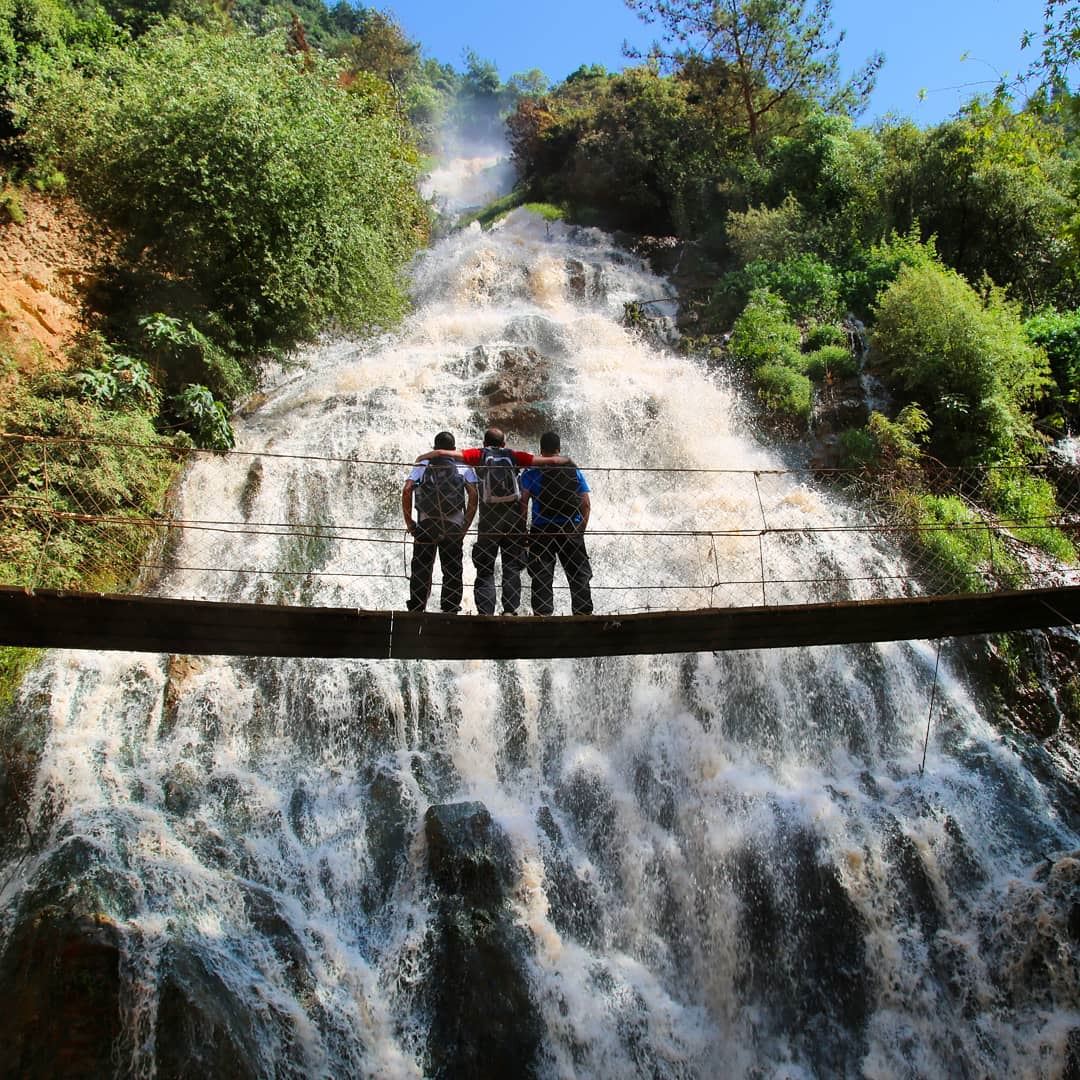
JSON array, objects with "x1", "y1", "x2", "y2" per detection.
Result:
[{"x1": 519, "y1": 431, "x2": 593, "y2": 616}]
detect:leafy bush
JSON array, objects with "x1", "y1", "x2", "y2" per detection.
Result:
[
  {"x1": 866, "y1": 406, "x2": 930, "y2": 469},
  {"x1": 902, "y1": 492, "x2": 997, "y2": 594},
  {"x1": 73, "y1": 352, "x2": 157, "y2": 409},
  {"x1": 1024, "y1": 308, "x2": 1080, "y2": 419},
  {"x1": 728, "y1": 289, "x2": 801, "y2": 368},
  {"x1": 871, "y1": 263, "x2": 1050, "y2": 464},
  {"x1": 804, "y1": 321, "x2": 847, "y2": 351},
  {"x1": 982, "y1": 468, "x2": 1076, "y2": 562},
  {"x1": 724, "y1": 194, "x2": 805, "y2": 263},
  {"x1": 0, "y1": 187, "x2": 24, "y2": 224},
  {"x1": 753, "y1": 362, "x2": 812, "y2": 425},
  {"x1": 805, "y1": 344, "x2": 858, "y2": 382},
  {"x1": 171, "y1": 383, "x2": 233, "y2": 450},
  {"x1": 836, "y1": 427, "x2": 876, "y2": 467},
  {"x1": 0, "y1": 373, "x2": 178, "y2": 590},
  {"x1": 139, "y1": 312, "x2": 247, "y2": 403},
  {"x1": 843, "y1": 228, "x2": 938, "y2": 317},
  {"x1": 27, "y1": 25, "x2": 427, "y2": 358},
  {"x1": 712, "y1": 253, "x2": 842, "y2": 324}
]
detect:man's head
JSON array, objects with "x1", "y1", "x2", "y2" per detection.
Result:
[
  {"x1": 433, "y1": 431, "x2": 456, "y2": 450},
  {"x1": 483, "y1": 427, "x2": 506, "y2": 447},
  {"x1": 539, "y1": 431, "x2": 561, "y2": 455}
]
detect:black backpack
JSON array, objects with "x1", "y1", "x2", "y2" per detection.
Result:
[
  {"x1": 416, "y1": 457, "x2": 466, "y2": 520},
  {"x1": 539, "y1": 463, "x2": 581, "y2": 520},
  {"x1": 478, "y1": 447, "x2": 521, "y2": 505}
]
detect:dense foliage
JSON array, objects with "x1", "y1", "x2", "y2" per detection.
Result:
[{"x1": 28, "y1": 28, "x2": 427, "y2": 355}]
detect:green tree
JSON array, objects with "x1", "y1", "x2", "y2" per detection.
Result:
[
  {"x1": 625, "y1": 0, "x2": 882, "y2": 154},
  {"x1": 1021, "y1": 1, "x2": 1080, "y2": 87},
  {"x1": 872, "y1": 263, "x2": 1051, "y2": 463},
  {"x1": 27, "y1": 25, "x2": 427, "y2": 359}
]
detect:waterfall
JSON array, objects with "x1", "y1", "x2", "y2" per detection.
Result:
[{"x1": 1, "y1": 195, "x2": 1078, "y2": 1079}]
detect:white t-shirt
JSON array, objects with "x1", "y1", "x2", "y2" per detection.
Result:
[{"x1": 408, "y1": 460, "x2": 478, "y2": 527}]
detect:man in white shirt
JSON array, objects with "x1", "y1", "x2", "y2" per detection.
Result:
[{"x1": 402, "y1": 431, "x2": 478, "y2": 613}]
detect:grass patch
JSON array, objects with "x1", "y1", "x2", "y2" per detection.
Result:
[
  {"x1": 900, "y1": 492, "x2": 1023, "y2": 593},
  {"x1": 0, "y1": 648, "x2": 43, "y2": 712},
  {"x1": 982, "y1": 469, "x2": 1077, "y2": 563}
]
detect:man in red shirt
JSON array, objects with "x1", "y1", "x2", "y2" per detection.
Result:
[{"x1": 420, "y1": 427, "x2": 566, "y2": 614}]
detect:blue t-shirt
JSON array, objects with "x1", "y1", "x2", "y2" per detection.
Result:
[{"x1": 520, "y1": 466, "x2": 589, "y2": 527}]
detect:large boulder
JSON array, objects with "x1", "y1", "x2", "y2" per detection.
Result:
[
  {"x1": 474, "y1": 345, "x2": 554, "y2": 435},
  {"x1": 423, "y1": 801, "x2": 542, "y2": 1080}
]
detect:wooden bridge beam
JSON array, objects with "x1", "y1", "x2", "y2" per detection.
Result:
[{"x1": 0, "y1": 585, "x2": 1077, "y2": 660}]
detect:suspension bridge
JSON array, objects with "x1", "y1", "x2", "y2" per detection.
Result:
[{"x1": 1, "y1": 433, "x2": 1077, "y2": 659}]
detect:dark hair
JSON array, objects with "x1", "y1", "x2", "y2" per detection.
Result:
[
  {"x1": 433, "y1": 430, "x2": 456, "y2": 450},
  {"x1": 483, "y1": 427, "x2": 505, "y2": 447},
  {"x1": 539, "y1": 431, "x2": 560, "y2": 454}
]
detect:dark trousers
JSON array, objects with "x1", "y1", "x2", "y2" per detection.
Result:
[
  {"x1": 528, "y1": 523, "x2": 593, "y2": 615},
  {"x1": 472, "y1": 504, "x2": 527, "y2": 615},
  {"x1": 408, "y1": 518, "x2": 464, "y2": 612}
]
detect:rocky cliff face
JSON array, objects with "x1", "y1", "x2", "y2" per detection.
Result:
[{"x1": 0, "y1": 191, "x2": 114, "y2": 394}]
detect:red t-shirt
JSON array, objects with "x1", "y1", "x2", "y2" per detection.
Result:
[{"x1": 461, "y1": 447, "x2": 535, "y2": 467}]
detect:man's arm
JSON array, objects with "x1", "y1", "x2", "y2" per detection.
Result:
[
  {"x1": 463, "y1": 483, "x2": 478, "y2": 533},
  {"x1": 578, "y1": 491, "x2": 591, "y2": 532},
  {"x1": 415, "y1": 448, "x2": 465, "y2": 463},
  {"x1": 402, "y1": 480, "x2": 416, "y2": 535},
  {"x1": 531, "y1": 454, "x2": 570, "y2": 466}
]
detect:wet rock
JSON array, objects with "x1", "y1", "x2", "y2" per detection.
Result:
[
  {"x1": 425, "y1": 801, "x2": 515, "y2": 905},
  {"x1": 0, "y1": 908, "x2": 123, "y2": 1079},
  {"x1": 503, "y1": 314, "x2": 570, "y2": 357},
  {"x1": 496, "y1": 663, "x2": 528, "y2": 778},
  {"x1": 163, "y1": 760, "x2": 200, "y2": 816},
  {"x1": 536, "y1": 805, "x2": 602, "y2": 947},
  {"x1": 727, "y1": 824, "x2": 869, "y2": 1073},
  {"x1": 361, "y1": 763, "x2": 414, "y2": 912},
  {"x1": 239, "y1": 882, "x2": 314, "y2": 996},
  {"x1": 880, "y1": 812, "x2": 943, "y2": 938},
  {"x1": 633, "y1": 761, "x2": 676, "y2": 831},
  {"x1": 555, "y1": 766, "x2": 620, "y2": 881},
  {"x1": 423, "y1": 801, "x2": 542, "y2": 1079},
  {"x1": 239, "y1": 459, "x2": 263, "y2": 520},
  {"x1": 153, "y1": 942, "x2": 265, "y2": 1080},
  {"x1": 474, "y1": 345, "x2": 554, "y2": 435}
]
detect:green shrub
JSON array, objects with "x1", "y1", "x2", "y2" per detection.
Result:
[
  {"x1": 171, "y1": 383, "x2": 233, "y2": 450},
  {"x1": 139, "y1": 313, "x2": 247, "y2": 403},
  {"x1": 982, "y1": 468, "x2": 1076, "y2": 562},
  {"x1": 753, "y1": 362, "x2": 812, "y2": 425},
  {"x1": 712, "y1": 254, "x2": 842, "y2": 324},
  {"x1": 871, "y1": 263, "x2": 1050, "y2": 464},
  {"x1": 904, "y1": 493, "x2": 995, "y2": 594},
  {"x1": 27, "y1": 25, "x2": 427, "y2": 358},
  {"x1": 805, "y1": 344, "x2": 858, "y2": 382},
  {"x1": 728, "y1": 289, "x2": 801, "y2": 369},
  {"x1": 0, "y1": 374, "x2": 178, "y2": 590},
  {"x1": 804, "y1": 321, "x2": 848, "y2": 351},
  {"x1": 866, "y1": 406, "x2": 931, "y2": 469},
  {"x1": 1024, "y1": 308, "x2": 1080, "y2": 419},
  {"x1": 836, "y1": 427, "x2": 876, "y2": 467},
  {"x1": 0, "y1": 188, "x2": 25, "y2": 224},
  {"x1": 724, "y1": 194, "x2": 806, "y2": 263},
  {"x1": 74, "y1": 352, "x2": 158, "y2": 409},
  {"x1": 843, "y1": 228, "x2": 938, "y2": 317}
]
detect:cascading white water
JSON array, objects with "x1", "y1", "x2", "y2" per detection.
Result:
[{"x1": 2, "y1": 191, "x2": 1078, "y2": 1078}]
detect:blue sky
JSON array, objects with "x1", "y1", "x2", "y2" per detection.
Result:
[{"x1": 385, "y1": 0, "x2": 1046, "y2": 126}]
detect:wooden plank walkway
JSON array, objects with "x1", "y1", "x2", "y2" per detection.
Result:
[{"x1": 0, "y1": 585, "x2": 1077, "y2": 659}]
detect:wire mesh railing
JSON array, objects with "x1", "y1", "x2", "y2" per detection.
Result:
[{"x1": 1, "y1": 433, "x2": 1078, "y2": 615}]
